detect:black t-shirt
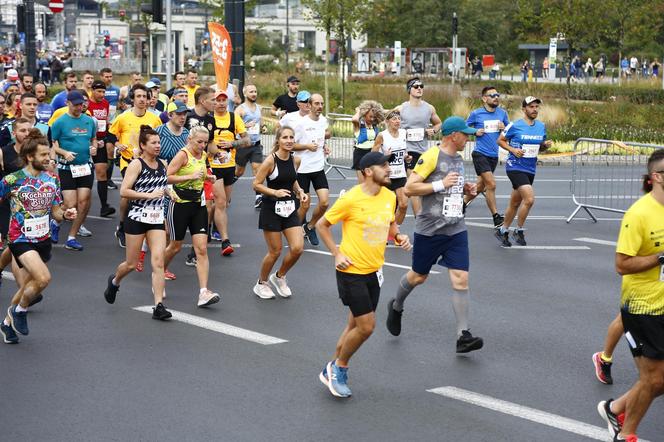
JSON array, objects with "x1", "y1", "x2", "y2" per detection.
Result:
[
  {"x1": 272, "y1": 94, "x2": 298, "y2": 114},
  {"x1": 185, "y1": 109, "x2": 216, "y2": 143}
]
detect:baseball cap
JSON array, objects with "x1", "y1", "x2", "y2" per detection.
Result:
[
  {"x1": 172, "y1": 88, "x2": 187, "y2": 96},
  {"x1": 91, "y1": 80, "x2": 106, "y2": 90},
  {"x1": 67, "y1": 90, "x2": 86, "y2": 105},
  {"x1": 522, "y1": 96, "x2": 542, "y2": 106},
  {"x1": 296, "y1": 90, "x2": 311, "y2": 102},
  {"x1": 215, "y1": 89, "x2": 228, "y2": 99},
  {"x1": 7, "y1": 69, "x2": 18, "y2": 81},
  {"x1": 359, "y1": 151, "x2": 390, "y2": 170},
  {"x1": 441, "y1": 116, "x2": 477, "y2": 136},
  {"x1": 167, "y1": 100, "x2": 188, "y2": 113},
  {"x1": 287, "y1": 75, "x2": 300, "y2": 83},
  {"x1": 149, "y1": 77, "x2": 161, "y2": 86}
]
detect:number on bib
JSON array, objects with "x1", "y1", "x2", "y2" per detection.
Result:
[
  {"x1": 442, "y1": 194, "x2": 464, "y2": 218},
  {"x1": 406, "y1": 128, "x2": 424, "y2": 142},
  {"x1": 522, "y1": 144, "x2": 540, "y2": 158},
  {"x1": 140, "y1": 207, "x2": 164, "y2": 225},
  {"x1": 275, "y1": 200, "x2": 295, "y2": 218},
  {"x1": 24, "y1": 215, "x2": 49, "y2": 238},
  {"x1": 483, "y1": 120, "x2": 500, "y2": 133},
  {"x1": 70, "y1": 163, "x2": 91, "y2": 178}
]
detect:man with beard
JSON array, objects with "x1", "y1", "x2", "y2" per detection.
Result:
[
  {"x1": 271, "y1": 76, "x2": 300, "y2": 118},
  {"x1": 34, "y1": 83, "x2": 53, "y2": 124}
]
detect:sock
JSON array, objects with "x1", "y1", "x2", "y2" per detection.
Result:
[
  {"x1": 15, "y1": 304, "x2": 27, "y2": 313},
  {"x1": 112, "y1": 277, "x2": 119, "y2": 286},
  {"x1": 118, "y1": 221, "x2": 124, "y2": 230},
  {"x1": 67, "y1": 236, "x2": 75, "y2": 241},
  {"x1": 141, "y1": 240, "x2": 148, "y2": 252},
  {"x1": 393, "y1": 274, "x2": 415, "y2": 312},
  {"x1": 499, "y1": 226, "x2": 508, "y2": 234},
  {"x1": 451, "y1": 288, "x2": 469, "y2": 336},
  {"x1": 199, "y1": 287, "x2": 207, "y2": 294},
  {"x1": 3, "y1": 318, "x2": 10, "y2": 326},
  {"x1": 601, "y1": 352, "x2": 613, "y2": 363},
  {"x1": 97, "y1": 180, "x2": 108, "y2": 207},
  {"x1": 255, "y1": 193, "x2": 261, "y2": 199}
]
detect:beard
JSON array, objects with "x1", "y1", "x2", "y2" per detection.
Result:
[
  {"x1": 31, "y1": 159, "x2": 46, "y2": 171},
  {"x1": 486, "y1": 102, "x2": 498, "y2": 109}
]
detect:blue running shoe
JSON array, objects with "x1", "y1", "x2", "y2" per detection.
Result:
[
  {"x1": 0, "y1": 322, "x2": 18, "y2": 344},
  {"x1": 65, "y1": 238, "x2": 84, "y2": 251},
  {"x1": 326, "y1": 361, "x2": 352, "y2": 398},
  {"x1": 303, "y1": 223, "x2": 320, "y2": 246},
  {"x1": 8, "y1": 305, "x2": 28, "y2": 336},
  {"x1": 50, "y1": 220, "x2": 60, "y2": 243},
  {"x1": 211, "y1": 231, "x2": 222, "y2": 241},
  {"x1": 318, "y1": 362, "x2": 332, "y2": 387}
]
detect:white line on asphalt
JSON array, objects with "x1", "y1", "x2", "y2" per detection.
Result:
[
  {"x1": 303, "y1": 249, "x2": 440, "y2": 274},
  {"x1": 132, "y1": 306, "x2": 288, "y2": 345},
  {"x1": 466, "y1": 221, "x2": 496, "y2": 229},
  {"x1": 464, "y1": 216, "x2": 622, "y2": 221},
  {"x1": 86, "y1": 215, "x2": 113, "y2": 221},
  {"x1": 574, "y1": 237, "x2": 617, "y2": 247},
  {"x1": 427, "y1": 386, "x2": 639, "y2": 441},
  {"x1": 504, "y1": 245, "x2": 591, "y2": 250}
]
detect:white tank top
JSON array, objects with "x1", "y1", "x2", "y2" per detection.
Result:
[{"x1": 381, "y1": 129, "x2": 407, "y2": 179}]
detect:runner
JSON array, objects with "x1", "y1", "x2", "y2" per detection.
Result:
[
  {"x1": 156, "y1": 101, "x2": 189, "y2": 163},
  {"x1": 0, "y1": 129, "x2": 77, "y2": 344},
  {"x1": 385, "y1": 116, "x2": 484, "y2": 354},
  {"x1": 34, "y1": 82, "x2": 53, "y2": 124},
  {"x1": 278, "y1": 90, "x2": 310, "y2": 129},
  {"x1": 235, "y1": 84, "x2": 265, "y2": 209},
  {"x1": 597, "y1": 150, "x2": 664, "y2": 442},
  {"x1": 50, "y1": 72, "x2": 77, "y2": 111},
  {"x1": 118, "y1": 71, "x2": 143, "y2": 106},
  {"x1": 271, "y1": 75, "x2": 300, "y2": 118},
  {"x1": 465, "y1": 86, "x2": 510, "y2": 227},
  {"x1": 99, "y1": 68, "x2": 120, "y2": 118},
  {"x1": 251, "y1": 126, "x2": 307, "y2": 299},
  {"x1": 351, "y1": 100, "x2": 384, "y2": 182},
  {"x1": 208, "y1": 89, "x2": 250, "y2": 254},
  {"x1": 164, "y1": 126, "x2": 220, "y2": 307},
  {"x1": 160, "y1": 88, "x2": 189, "y2": 124},
  {"x1": 0, "y1": 92, "x2": 48, "y2": 147},
  {"x1": 494, "y1": 96, "x2": 552, "y2": 247},
  {"x1": 316, "y1": 151, "x2": 412, "y2": 397},
  {"x1": 87, "y1": 80, "x2": 115, "y2": 218},
  {"x1": 395, "y1": 77, "x2": 442, "y2": 216},
  {"x1": 165, "y1": 71, "x2": 186, "y2": 99},
  {"x1": 293, "y1": 93, "x2": 330, "y2": 246},
  {"x1": 184, "y1": 69, "x2": 199, "y2": 108},
  {"x1": 19, "y1": 71, "x2": 33, "y2": 94},
  {"x1": 81, "y1": 70, "x2": 94, "y2": 98},
  {"x1": 103, "y1": 125, "x2": 172, "y2": 320},
  {"x1": 372, "y1": 109, "x2": 408, "y2": 226}
]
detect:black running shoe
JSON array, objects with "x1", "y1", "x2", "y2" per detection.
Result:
[
  {"x1": 492, "y1": 213, "x2": 504, "y2": 228},
  {"x1": 386, "y1": 298, "x2": 403, "y2": 336},
  {"x1": 28, "y1": 293, "x2": 43, "y2": 307},
  {"x1": 1, "y1": 322, "x2": 18, "y2": 344},
  {"x1": 221, "y1": 239, "x2": 234, "y2": 256},
  {"x1": 100, "y1": 205, "x2": 116, "y2": 218},
  {"x1": 104, "y1": 274, "x2": 119, "y2": 304},
  {"x1": 185, "y1": 251, "x2": 197, "y2": 267},
  {"x1": 254, "y1": 195, "x2": 263, "y2": 209},
  {"x1": 597, "y1": 399, "x2": 623, "y2": 439},
  {"x1": 456, "y1": 330, "x2": 484, "y2": 353},
  {"x1": 512, "y1": 229, "x2": 527, "y2": 246},
  {"x1": 152, "y1": 303, "x2": 172, "y2": 320},
  {"x1": 107, "y1": 180, "x2": 118, "y2": 189},
  {"x1": 494, "y1": 229, "x2": 511, "y2": 247},
  {"x1": 115, "y1": 227, "x2": 126, "y2": 248}
]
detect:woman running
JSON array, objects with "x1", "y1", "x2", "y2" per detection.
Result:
[
  {"x1": 164, "y1": 126, "x2": 220, "y2": 307},
  {"x1": 373, "y1": 109, "x2": 408, "y2": 225},
  {"x1": 252, "y1": 126, "x2": 308, "y2": 299},
  {"x1": 103, "y1": 126, "x2": 171, "y2": 320},
  {"x1": 351, "y1": 100, "x2": 384, "y2": 182}
]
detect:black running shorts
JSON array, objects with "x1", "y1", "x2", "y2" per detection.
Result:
[
  {"x1": 259, "y1": 201, "x2": 301, "y2": 232},
  {"x1": 212, "y1": 167, "x2": 236, "y2": 185},
  {"x1": 472, "y1": 151, "x2": 499, "y2": 175},
  {"x1": 297, "y1": 169, "x2": 328, "y2": 193},
  {"x1": 336, "y1": 270, "x2": 380, "y2": 317},
  {"x1": 387, "y1": 177, "x2": 407, "y2": 191},
  {"x1": 9, "y1": 240, "x2": 52, "y2": 268},
  {"x1": 351, "y1": 148, "x2": 371, "y2": 170},
  {"x1": 167, "y1": 200, "x2": 208, "y2": 241},
  {"x1": 621, "y1": 309, "x2": 664, "y2": 360},
  {"x1": 235, "y1": 142, "x2": 263, "y2": 167},
  {"x1": 59, "y1": 167, "x2": 94, "y2": 190},
  {"x1": 506, "y1": 170, "x2": 535, "y2": 190},
  {"x1": 124, "y1": 216, "x2": 165, "y2": 235}
]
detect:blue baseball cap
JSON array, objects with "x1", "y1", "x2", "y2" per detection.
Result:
[
  {"x1": 67, "y1": 90, "x2": 86, "y2": 105},
  {"x1": 167, "y1": 100, "x2": 188, "y2": 113},
  {"x1": 441, "y1": 116, "x2": 477, "y2": 136},
  {"x1": 296, "y1": 90, "x2": 311, "y2": 102},
  {"x1": 149, "y1": 77, "x2": 161, "y2": 86}
]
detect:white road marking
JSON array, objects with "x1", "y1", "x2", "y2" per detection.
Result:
[
  {"x1": 466, "y1": 221, "x2": 496, "y2": 229},
  {"x1": 464, "y1": 216, "x2": 622, "y2": 221},
  {"x1": 132, "y1": 306, "x2": 288, "y2": 345},
  {"x1": 574, "y1": 237, "x2": 617, "y2": 247},
  {"x1": 427, "y1": 386, "x2": 641, "y2": 441},
  {"x1": 86, "y1": 215, "x2": 113, "y2": 221},
  {"x1": 303, "y1": 249, "x2": 440, "y2": 274},
  {"x1": 504, "y1": 245, "x2": 590, "y2": 250}
]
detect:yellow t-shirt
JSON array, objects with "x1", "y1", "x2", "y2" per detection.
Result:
[
  {"x1": 108, "y1": 110, "x2": 162, "y2": 162},
  {"x1": 617, "y1": 193, "x2": 664, "y2": 315},
  {"x1": 324, "y1": 185, "x2": 396, "y2": 274},
  {"x1": 48, "y1": 107, "x2": 93, "y2": 126},
  {"x1": 185, "y1": 85, "x2": 200, "y2": 108},
  {"x1": 209, "y1": 112, "x2": 246, "y2": 169}
]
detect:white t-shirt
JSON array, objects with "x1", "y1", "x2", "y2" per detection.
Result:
[
  {"x1": 280, "y1": 111, "x2": 307, "y2": 129},
  {"x1": 294, "y1": 115, "x2": 328, "y2": 174}
]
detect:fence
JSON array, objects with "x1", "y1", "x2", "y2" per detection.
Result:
[{"x1": 567, "y1": 138, "x2": 663, "y2": 223}]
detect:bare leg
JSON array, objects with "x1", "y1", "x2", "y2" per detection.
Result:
[
  {"x1": 146, "y1": 229, "x2": 166, "y2": 304},
  {"x1": 602, "y1": 314, "x2": 623, "y2": 359},
  {"x1": 306, "y1": 188, "x2": 329, "y2": 229},
  {"x1": 336, "y1": 312, "x2": 376, "y2": 366},
  {"x1": 112, "y1": 232, "x2": 145, "y2": 283},
  {"x1": 276, "y1": 226, "x2": 304, "y2": 276},
  {"x1": 501, "y1": 189, "x2": 522, "y2": 230},
  {"x1": 515, "y1": 185, "x2": 535, "y2": 228},
  {"x1": 259, "y1": 231, "x2": 282, "y2": 282},
  {"x1": 192, "y1": 233, "x2": 209, "y2": 289}
]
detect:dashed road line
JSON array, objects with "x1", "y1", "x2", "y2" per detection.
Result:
[
  {"x1": 574, "y1": 237, "x2": 617, "y2": 247},
  {"x1": 303, "y1": 249, "x2": 440, "y2": 274}
]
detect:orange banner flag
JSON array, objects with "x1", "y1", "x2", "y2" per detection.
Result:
[{"x1": 208, "y1": 22, "x2": 232, "y2": 90}]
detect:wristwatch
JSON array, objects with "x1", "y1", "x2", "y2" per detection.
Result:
[{"x1": 658, "y1": 254, "x2": 664, "y2": 265}]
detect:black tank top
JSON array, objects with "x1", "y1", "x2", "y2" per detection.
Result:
[
  {"x1": 266, "y1": 152, "x2": 297, "y2": 203},
  {"x1": 1, "y1": 143, "x2": 20, "y2": 177}
]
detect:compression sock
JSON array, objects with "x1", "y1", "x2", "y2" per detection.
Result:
[
  {"x1": 451, "y1": 288, "x2": 469, "y2": 336},
  {"x1": 97, "y1": 180, "x2": 108, "y2": 207},
  {"x1": 393, "y1": 274, "x2": 415, "y2": 312}
]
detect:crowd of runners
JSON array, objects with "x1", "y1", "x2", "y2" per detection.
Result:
[{"x1": 0, "y1": 68, "x2": 660, "y2": 441}]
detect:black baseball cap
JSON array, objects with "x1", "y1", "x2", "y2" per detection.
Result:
[
  {"x1": 359, "y1": 152, "x2": 390, "y2": 169},
  {"x1": 287, "y1": 75, "x2": 300, "y2": 83},
  {"x1": 91, "y1": 80, "x2": 106, "y2": 90}
]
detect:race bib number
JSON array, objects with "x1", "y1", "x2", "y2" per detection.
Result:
[
  {"x1": 389, "y1": 150, "x2": 407, "y2": 178},
  {"x1": 212, "y1": 151, "x2": 230, "y2": 166},
  {"x1": 275, "y1": 200, "x2": 295, "y2": 218},
  {"x1": 376, "y1": 268, "x2": 384, "y2": 287},
  {"x1": 24, "y1": 215, "x2": 49, "y2": 239},
  {"x1": 522, "y1": 144, "x2": 541, "y2": 158},
  {"x1": 247, "y1": 123, "x2": 260, "y2": 135},
  {"x1": 70, "y1": 163, "x2": 92, "y2": 178},
  {"x1": 442, "y1": 194, "x2": 464, "y2": 218},
  {"x1": 140, "y1": 207, "x2": 164, "y2": 225},
  {"x1": 406, "y1": 128, "x2": 425, "y2": 142},
  {"x1": 483, "y1": 120, "x2": 500, "y2": 133},
  {"x1": 97, "y1": 119, "x2": 107, "y2": 132}
]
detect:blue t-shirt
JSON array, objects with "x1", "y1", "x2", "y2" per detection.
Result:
[
  {"x1": 156, "y1": 124, "x2": 189, "y2": 163},
  {"x1": 503, "y1": 119, "x2": 547, "y2": 175},
  {"x1": 466, "y1": 106, "x2": 510, "y2": 158},
  {"x1": 36, "y1": 103, "x2": 53, "y2": 124},
  {"x1": 51, "y1": 113, "x2": 96, "y2": 166},
  {"x1": 104, "y1": 85, "x2": 121, "y2": 107},
  {"x1": 50, "y1": 90, "x2": 68, "y2": 111}
]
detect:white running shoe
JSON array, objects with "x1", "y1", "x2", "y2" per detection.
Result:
[
  {"x1": 77, "y1": 225, "x2": 92, "y2": 237},
  {"x1": 197, "y1": 290, "x2": 220, "y2": 307},
  {"x1": 269, "y1": 273, "x2": 292, "y2": 298},
  {"x1": 253, "y1": 281, "x2": 276, "y2": 299}
]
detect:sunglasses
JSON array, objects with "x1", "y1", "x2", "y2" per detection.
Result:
[
  {"x1": 485, "y1": 93, "x2": 500, "y2": 98},
  {"x1": 411, "y1": 84, "x2": 424, "y2": 89}
]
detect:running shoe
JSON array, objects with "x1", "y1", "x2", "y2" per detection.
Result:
[
  {"x1": 303, "y1": 223, "x2": 320, "y2": 246},
  {"x1": 512, "y1": 229, "x2": 527, "y2": 246},
  {"x1": 164, "y1": 269, "x2": 177, "y2": 280},
  {"x1": 152, "y1": 303, "x2": 172, "y2": 320},
  {"x1": 0, "y1": 322, "x2": 18, "y2": 344},
  {"x1": 494, "y1": 229, "x2": 511, "y2": 247},
  {"x1": 386, "y1": 298, "x2": 403, "y2": 336},
  {"x1": 325, "y1": 361, "x2": 352, "y2": 398},
  {"x1": 50, "y1": 219, "x2": 60, "y2": 243},
  {"x1": 254, "y1": 195, "x2": 263, "y2": 209},
  {"x1": 8, "y1": 305, "x2": 28, "y2": 335},
  {"x1": 28, "y1": 294, "x2": 43, "y2": 307},
  {"x1": 492, "y1": 213, "x2": 505, "y2": 228},
  {"x1": 318, "y1": 361, "x2": 332, "y2": 387},
  {"x1": 456, "y1": 330, "x2": 484, "y2": 353},
  {"x1": 253, "y1": 281, "x2": 276, "y2": 299},
  {"x1": 100, "y1": 205, "x2": 116, "y2": 217},
  {"x1": 65, "y1": 238, "x2": 84, "y2": 251},
  {"x1": 115, "y1": 227, "x2": 126, "y2": 248},
  {"x1": 77, "y1": 225, "x2": 92, "y2": 237},
  {"x1": 592, "y1": 352, "x2": 613, "y2": 385},
  {"x1": 211, "y1": 231, "x2": 222, "y2": 242},
  {"x1": 185, "y1": 252, "x2": 197, "y2": 267},
  {"x1": 136, "y1": 251, "x2": 146, "y2": 272},
  {"x1": 107, "y1": 180, "x2": 118, "y2": 189},
  {"x1": 269, "y1": 273, "x2": 292, "y2": 298},
  {"x1": 221, "y1": 239, "x2": 234, "y2": 256},
  {"x1": 197, "y1": 289, "x2": 221, "y2": 307},
  {"x1": 597, "y1": 399, "x2": 624, "y2": 439},
  {"x1": 104, "y1": 274, "x2": 119, "y2": 304},
  {"x1": 614, "y1": 435, "x2": 638, "y2": 442}
]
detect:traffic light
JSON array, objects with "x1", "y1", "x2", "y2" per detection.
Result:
[
  {"x1": 140, "y1": 0, "x2": 164, "y2": 24},
  {"x1": 16, "y1": 4, "x2": 25, "y2": 33},
  {"x1": 452, "y1": 12, "x2": 458, "y2": 35}
]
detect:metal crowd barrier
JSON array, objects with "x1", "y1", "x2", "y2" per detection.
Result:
[{"x1": 567, "y1": 138, "x2": 663, "y2": 223}]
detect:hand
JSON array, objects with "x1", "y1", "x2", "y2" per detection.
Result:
[
  {"x1": 299, "y1": 191, "x2": 309, "y2": 203},
  {"x1": 464, "y1": 182, "x2": 478, "y2": 196},
  {"x1": 442, "y1": 172, "x2": 461, "y2": 188},
  {"x1": 308, "y1": 143, "x2": 318, "y2": 152},
  {"x1": 542, "y1": 140, "x2": 553, "y2": 150},
  {"x1": 498, "y1": 121, "x2": 506, "y2": 130},
  {"x1": 89, "y1": 145, "x2": 97, "y2": 156},
  {"x1": 149, "y1": 189, "x2": 165, "y2": 199},
  {"x1": 394, "y1": 233, "x2": 412, "y2": 251},
  {"x1": 190, "y1": 169, "x2": 204, "y2": 180},
  {"x1": 115, "y1": 143, "x2": 128, "y2": 153},
  {"x1": 273, "y1": 189, "x2": 291, "y2": 198},
  {"x1": 63, "y1": 151, "x2": 76, "y2": 162},
  {"x1": 63, "y1": 207, "x2": 77, "y2": 220},
  {"x1": 246, "y1": 121, "x2": 256, "y2": 128},
  {"x1": 218, "y1": 140, "x2": 233, "y2": 149},
  {"x1": 425, "y1": 127, "x2": 435, "y2": 137},
  {"x1": 475, "y1": 129, "x2": 485, "y2": 137},
  {"x1": 167, "y1": 188, "x2": 178, "y2": 200},
  {"x1": 405, "y1": 154, "x2": 413, "y2": 164},
  {"x1": 512, "y1": 148, "x2": 524, "y2": 158},
  {"x1": 323, "y1": 146, "x2": 330, "y2": 155},
  {"x1": 206, "y1": 174, "x2": 216, "y2": 183},
  {"x1": 334, "y1": 253, "x2": 353, "y2": 271}
]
